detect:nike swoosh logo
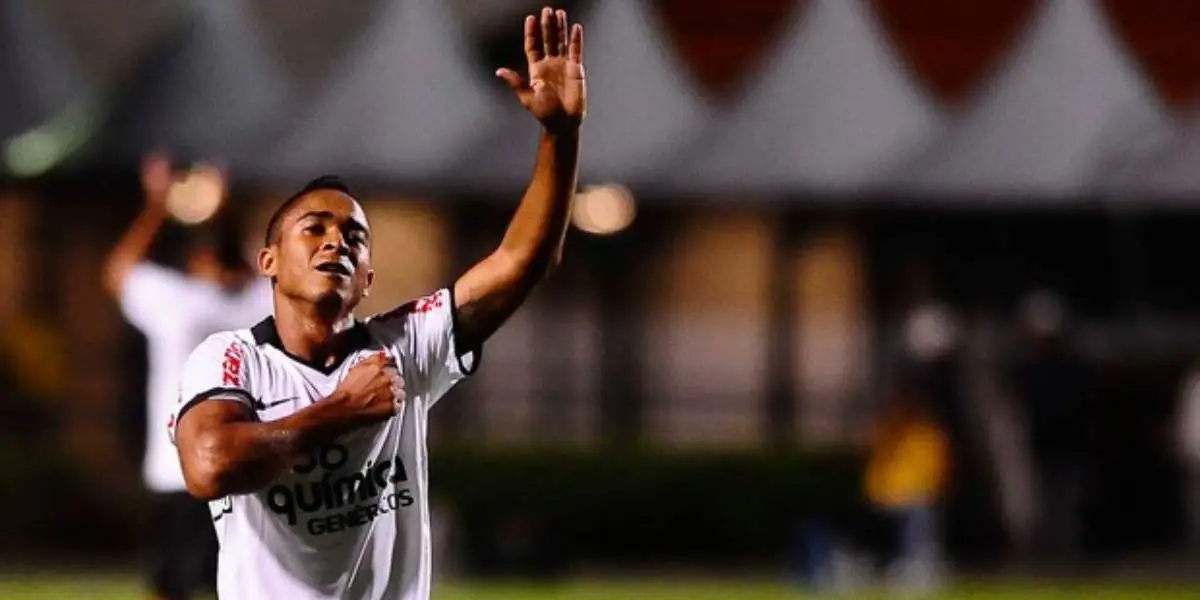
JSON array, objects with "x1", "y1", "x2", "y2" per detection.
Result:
[{"x1": 260, "y1": 397, "x2": 302, "y2": 409}]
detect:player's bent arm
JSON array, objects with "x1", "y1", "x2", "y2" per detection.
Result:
[
  {"x1": 453, "y1": 129, "x2": 580, "y2": 347},
  {"x1": 103, "y1": 154, "x2": 173, "y2": 297},
  {"x1": 103, "y1": 202, "x2": 169, "y2": 297},
  {"x1": 175, "y1": 392, "x2": 354, "y2": 500}
]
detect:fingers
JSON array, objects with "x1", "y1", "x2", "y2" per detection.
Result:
[
  {"x1": 525, "y1": 8, "x2": 578, "y2": 62},
  {"x1": 496, "y1": 67, "x2": 533, "y2": 109},
  {"x1": 385, "y1": 364, "x2": 404, "y2": 387},
  {"x1": 541, "y1": 7, "x2": 556, "y2": 58},
  {"x1": 371, "y1": 351, "x2": 401, "y2": 383},
  {"x1": 569, "y1": 23, "x2": 583, "y2": 64},
  {"x1": 369, "y1": 353, "x2": 403, "y2": 412},
  {"x1": 143, "y1": 150, "x2": 168, "y2": 168},
  {"x1": 495, "y1": 68, "x2": 525, "y2": 92},
  {"x1": 556, "y1": 10, "x2": 568, "y2": 57},
  {"x1": 141, "y1": 152, "x2": 173, "y2": 198},
  {"x1": 523, "y1": 14, "x2": 541, "y2": 65},
  {"x1": 384, "y1": 363, "x2": 405, "y2": 411},
  {"x1": 383, "y1": 360, "x2": 403, "y2": 383},
  {"x1": 357, "y1": 351, "x2": 395, "y2": 370},
  {"x1": 142, "y1": 154, "x2": 170, "y2": 180}
]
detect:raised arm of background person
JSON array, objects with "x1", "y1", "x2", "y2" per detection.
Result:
[
  {"x1": 102, "y1": 152, "x2": 174, "y2": 297},
  {"x1": 173, "y1": 338, "x2": 403, "y2": 500},
  {"x1": 452, "y1": 8, "x2": 585, "y2": 349}
]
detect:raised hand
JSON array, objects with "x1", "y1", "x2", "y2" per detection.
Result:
[
  {"x1": 495, "y1": 7, "x2": 586, "y2": 134},
  {"x1": 141, "y1": 151, "x2": 172, "y2": 207}
]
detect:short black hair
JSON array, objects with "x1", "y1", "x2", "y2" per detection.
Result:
[{"x1": 264, "y1": 175, "x2": 357, "y2": 246}]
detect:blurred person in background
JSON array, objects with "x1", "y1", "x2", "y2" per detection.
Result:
[
  {"x1": 1176, "y1": 361, "x2": 1200, "y2": 555},
  {"x1": 1007, "y1": 290, "x2": 1090, "y2": 569},
  {"x1": 901, "y1": 296, "x2": 994, "y2": 559},
  {"x1": 865, "y1": 374, "x2": 950, "y2": 593},
  {"x1": 103, "y1": 152, "x2": 271, "y2": 600}
]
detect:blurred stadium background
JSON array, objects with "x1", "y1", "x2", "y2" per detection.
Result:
[{"x1": 5, "y1": 0, "x2": 1200, "y2": 597}]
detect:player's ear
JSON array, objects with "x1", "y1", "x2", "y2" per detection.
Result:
[
  {"x1": 257, "y1": 246, "x2": 278, "y2": 278},
  {"x1": 362, "y1": 268, "x2": 375, "y2": 298}
]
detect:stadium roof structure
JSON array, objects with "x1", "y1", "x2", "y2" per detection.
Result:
[
  {"x1": 662, "y1": 0, "x2": 938, "y2": 196},
  {"x1": 891, "y1": 0, "x2": 1171, "y2": 200},
  {"x1": 253, "y1": 0, "x2": 503, "y2": 185},
  {"x1": 0, "y1": 0, "x2": 84, "y2": 139},
  {"x1": 9, "y1": 0, "x2": 1200, "y2": 203},
  {"x1": 0, "y1": 0, "x2": 92, "y2": 176},
  {"x1": 1127, "y1": 111, "x2": 1200, "y2": 201},
  {"x1": 70, "y1": 0, "x2": 290, "y2": 170}
]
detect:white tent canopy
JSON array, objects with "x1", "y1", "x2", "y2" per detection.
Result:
[
  {"x1": 11, "y1": 0, "x2": 1196, "y2": 203},
  {"x1": 0, "y1": 0, "x2": 86, "y2": 139},
  {"x1": 81, "y1": 0, "x2": 290, "y2": 165},
  {"x1": 257, "y1": 0, "x2": 502, "y2": 183},
  {"x1": 663, "y1": 0, "x2": 938, "y2": 195},
  {"x1": 1129, "y1": 110, "x2": 1200, "y2": 199},
  {"x1": 894, "y1": 0, "x2": 1170, "y2": 198}
]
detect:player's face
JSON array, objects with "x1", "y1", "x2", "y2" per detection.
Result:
[{"x1": 259, "y1": 191, "x2": 374, "y2": 311}]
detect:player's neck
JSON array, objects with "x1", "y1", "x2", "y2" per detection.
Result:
[{"x1": 272, "y1": 298, "x2": 358, "y2": 368}]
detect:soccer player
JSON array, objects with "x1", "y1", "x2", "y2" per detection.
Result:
[
  {"x1": 104, "y1": 153, "x2": 272, "y2": 600},
  {"x1": 170, "y1": 8, "x2": 585, "y2": 599}
]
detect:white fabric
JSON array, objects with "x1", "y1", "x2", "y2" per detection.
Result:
[
  {"x1": 119, "y1": 262, "x2": 272, "y2": 492},
  {"x1": 171, "y1": 288, "x2": 475, "y2": 600},
  {"x1": 1179, "y1": 369, "x2": 1200, "y2": 461}
]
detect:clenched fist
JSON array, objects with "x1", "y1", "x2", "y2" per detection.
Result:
[{"x1": 331, "y1": 352, "x2": 405, "y2": 427}]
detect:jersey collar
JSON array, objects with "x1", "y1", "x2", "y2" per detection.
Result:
[{"x1": 251, "y1": 316, "x2": 372, "y2": 375}]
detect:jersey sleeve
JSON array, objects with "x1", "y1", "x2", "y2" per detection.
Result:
[
  {"x1": 168, "y1": 332, "x2": 259, "y2": 444},
  {"x1": 370, "y1": 288, "x2": 480, "y2": 409},
  {"x1": 118, "y1": 262, "x2": 192, "y2": 332}
]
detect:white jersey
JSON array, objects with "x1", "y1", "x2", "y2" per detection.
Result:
[
  {"x1": 170, "y1": 288, "x2": 477, "y2": 600},
  {"x1": 119, "y1": 262, "x2": 272, "y2": 492}
]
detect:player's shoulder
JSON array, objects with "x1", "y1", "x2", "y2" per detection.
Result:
[
  {"x1": 190, "y1": 326, "x2": 263, "y2": 360},
  {"x1": 365, "y1": 289, "x2": 451, "y2": 328}
]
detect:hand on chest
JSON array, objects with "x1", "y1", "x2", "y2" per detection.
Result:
[{"x1": 259, "y1": 345, "x2": 405, "y2": 413}]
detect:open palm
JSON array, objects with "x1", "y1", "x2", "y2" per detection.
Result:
[{"x1": 496, "y1": 8, "x2": 586, "y2": 133}]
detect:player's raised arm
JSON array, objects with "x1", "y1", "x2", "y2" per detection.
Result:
[
  {"x1": 452, "y1": 7, "x2": 586, "y2": 349},
  {"x1": 102, "y1": 152, "x2": 174, "y2": 296}
]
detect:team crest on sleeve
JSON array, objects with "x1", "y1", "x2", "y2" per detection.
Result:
[
  {"x1": 413, "y1": 292, "x2": 443, "y2": 314},
  {"x1": 375, "y1": 291, "x2": 444, "y2": 324}
]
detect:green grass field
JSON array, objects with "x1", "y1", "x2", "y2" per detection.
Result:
[{"x1": 0, "y1": 575, "x2": 1198, "y2": 600}]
